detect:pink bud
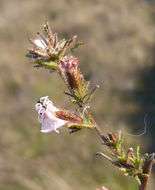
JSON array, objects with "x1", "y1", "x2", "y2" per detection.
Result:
[{"x1": 59, "y1": 56, "x2": 78, "y2": 70}]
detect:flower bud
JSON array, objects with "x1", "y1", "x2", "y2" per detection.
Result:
[
  {"x1": 59, "y1": 56, "x2": 78, "y2": 70},
  {"x1": 58, "y1": 56, "x2": 84, "y2": 94}
]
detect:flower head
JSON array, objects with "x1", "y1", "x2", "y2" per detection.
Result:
[
  {"x1": 35, "y1": 96, "x2": 67, "y2": 133},
  {"x1": 27, "y1": 21, "x2": 83, "y2": 71}
]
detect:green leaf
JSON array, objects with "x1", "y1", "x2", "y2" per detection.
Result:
[
  {"x1": 136, "y1": 146, "x2": 140, "y2": 160},
  {"x1": 129, "y1": 157, "x2": 135, "y2": 164},
  {"x1": 70, "y1": 41, "x2": 85, "y2": 52},
  {"x1": 68, "y1": 123, "x2": 93, "y2": 129},
  {"x1": 33, "y1": 60, "x2": 58, "y2": 70},
  {"x1": 143, "y1": 153, "x2": 148, "y2": 159},
  {"x1": 120, "y1": 148, "x2": 125, "y2": 157},
  {"x1": 135, "y1": 176, "x2": 141, "y2": 184}
]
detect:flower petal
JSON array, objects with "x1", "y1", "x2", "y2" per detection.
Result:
[
  {"x1": 34, "y1": 39, "x2": 47, "y2": 49},
  {"x1": 35, "y1": 96, "x2": 67, "y2": 133},
  {"x1": 41, "y1": 111, "x2": 66, "y2": 133}
]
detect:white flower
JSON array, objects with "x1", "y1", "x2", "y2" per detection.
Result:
[{"x1": 35, "y1": 96, "x2": 67, "y2": 133}]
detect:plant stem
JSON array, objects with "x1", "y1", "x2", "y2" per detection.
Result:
[
  {"x1": 95, "y1": 152, "x2": 113, "y2": 163},
  {"x1": 139, "y1": 153, "x2": 155, "y2": 190},
  {"x1": 85, "y1": 85, "x2": 99, "y2": 105},
  {"x1": 79, "y1": 88, "x2": 155, "y2": 190},
  {"x1": 90, "y1": 113, "x2": 155, "y2": 190},
  {"x1": 94, "y1": 124, "x2": 108, "y2": 143},
  {"x1": 87, "y1": 113, "x2": 108, "y2": 143}
]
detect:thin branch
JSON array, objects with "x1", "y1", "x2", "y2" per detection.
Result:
[
  {"x1": 84, "y1": 102, "x2": 155, "y2": 190},
  {"x1": 95, "y1": 152, "x2": 113, "y2": 164},
  {"x1": 85, "y1": 111, "x2": 108, "y2": 143},
  {"x1": 94, "y1": 124, "x2": 108, "y2": 143},
  {"x1": 85, "y1": 85, "x2": 99, "y2": 105},
  {"x1": 94, "y1": 152, "x2": 127, "y2": 169},
  {"x1": 139, "y1": 153, "x2": 155, "y2": 190},
  {"x1": 126, "y1": 147, "x2": 133, "y2": 164}
]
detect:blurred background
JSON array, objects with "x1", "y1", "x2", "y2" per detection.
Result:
[{"x1": 0, "y1": 0, "x2": 155, "y2": 189}]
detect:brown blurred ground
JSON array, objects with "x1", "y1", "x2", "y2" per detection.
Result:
[{"x1": 0, "y1": 0, "x2": 155, "y2": 190}]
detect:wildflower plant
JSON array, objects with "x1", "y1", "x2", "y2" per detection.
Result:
[{"x1": 28, "y1": 22, "x2": 154, "y2": 190}]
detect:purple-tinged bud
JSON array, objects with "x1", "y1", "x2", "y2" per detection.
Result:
[
  {"x1": 59, "y1": 56, "x2": 78, "y2": 70},
  {"x1": 58, "y1": 56, "x2": 84, "y2": 94}
]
